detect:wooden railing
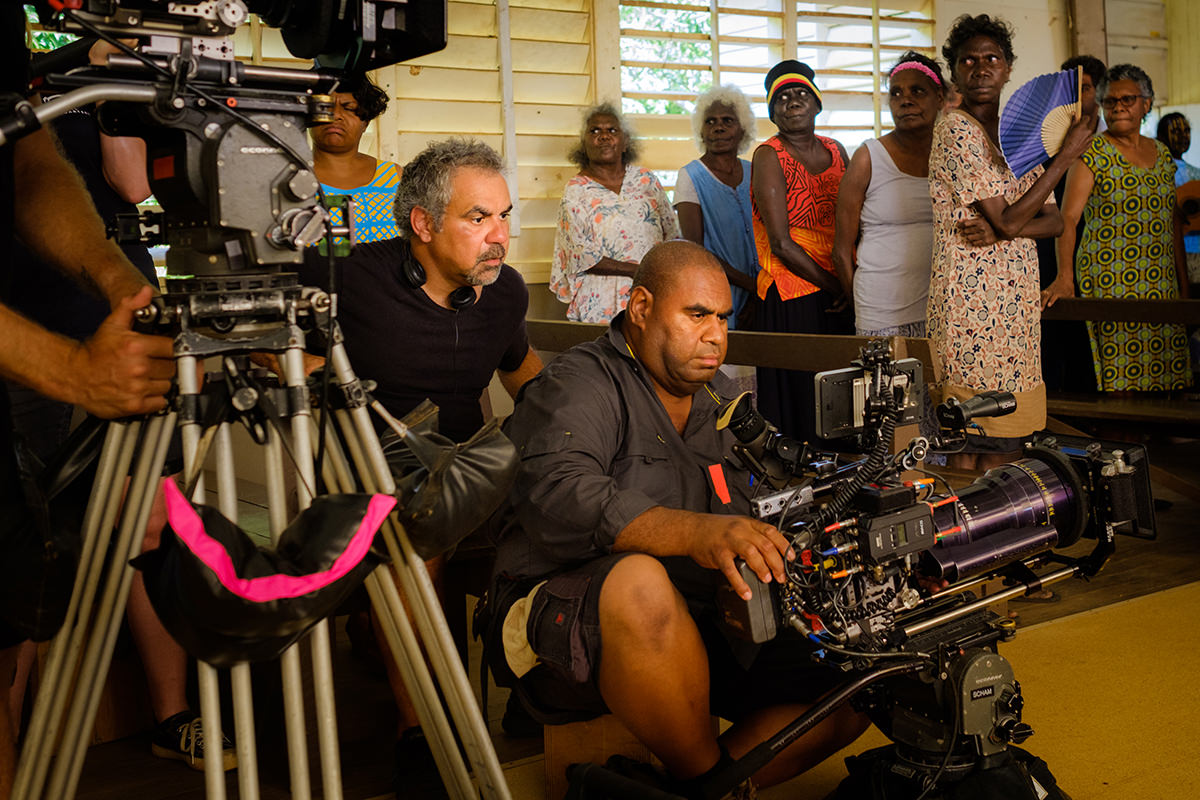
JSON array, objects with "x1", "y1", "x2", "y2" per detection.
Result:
[{"x1": 526, "y1": 299, "x2": 1200, "y2": 494}]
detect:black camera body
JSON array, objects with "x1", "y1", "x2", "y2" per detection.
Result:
[{"x1": 30, "y1": 0, "x2": 446, "y2": 278}]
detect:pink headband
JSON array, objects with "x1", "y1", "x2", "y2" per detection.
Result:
[{"x1": 891, "y1": 61, "x2": 942, "y2": 87}]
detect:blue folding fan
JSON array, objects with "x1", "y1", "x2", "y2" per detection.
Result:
[{"x1": 999, "y1": 69, "x2": 1080, "y2": 178}]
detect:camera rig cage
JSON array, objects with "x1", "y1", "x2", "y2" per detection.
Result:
[{"x1": 693, "y1": 340, "x2": 1155, "y2": 800}]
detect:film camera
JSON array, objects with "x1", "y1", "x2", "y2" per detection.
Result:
[
  {"x1": 20, "y1": 0, "x2": 446, "y2": 279},
  {"x1": 707, "y1": 340, "x2": 1154, "y2": 800}
]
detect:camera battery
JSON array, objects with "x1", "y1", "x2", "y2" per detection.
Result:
[
  {"x1": 856, "y1": 484, "x2": 917, "y2": 514},
  {"x1": 716, "y1": 561, "x2": 778, "y2": 644},
  {"x1": 859, "y1": 505, "x2": 935, "y2": 563}
]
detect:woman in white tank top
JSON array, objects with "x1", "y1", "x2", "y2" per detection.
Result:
[{"x1": 833, "y1": 51, "x2": 946, "y2": 336}]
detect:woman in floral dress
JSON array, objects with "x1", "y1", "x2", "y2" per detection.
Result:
[
  {"x1": 551, "y1": 103, "x2": 680, "y2": 323},
  {"x1": 928, "y1": 14, "x2": 1094, "y2": 468}
]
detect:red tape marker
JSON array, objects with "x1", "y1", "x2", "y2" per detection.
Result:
[{"x1": 708, "y1": 463, "x2": 731, "y2": 505}]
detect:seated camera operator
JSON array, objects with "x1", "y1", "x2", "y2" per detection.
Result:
[
  {"x1": 483, "y1": 240, "x2": 866, "y2": 798},
  {"x1": 299, "y1": 138, "x2": 542, "y2": 795},
  {"x1": 1, "y1": 13, "x2": 176, "y2": 796}
]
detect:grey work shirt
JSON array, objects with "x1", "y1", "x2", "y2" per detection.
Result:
[{"x1": 492, "y1": 311, "x2": 757, "y2": 582}]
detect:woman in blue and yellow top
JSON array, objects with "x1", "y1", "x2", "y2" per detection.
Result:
[{"x1": 311, "y1": 73, "x2": 402, "y2": 244}]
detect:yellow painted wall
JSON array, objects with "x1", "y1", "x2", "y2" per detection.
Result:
[{"x1": 1165, "y1": 0, "x2": 1200, "y2": 105}]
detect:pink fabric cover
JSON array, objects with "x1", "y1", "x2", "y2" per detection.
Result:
[{"x1": 161, "y1": 478, "x2": 395, "y2": 602}]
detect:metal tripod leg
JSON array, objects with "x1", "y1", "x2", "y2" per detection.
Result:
[
  {"x1": 264, "y1": 422, "x2": 313, "y2": 800},
  {"x1": 175, "y1": 353, "x2": 231, "y2": 800},
  {"x1": 281, "y1": 343, "x2": 344, "y2": 800},
  {"x1": 319, "y1": 409, "x2": 476, "y2": 799},
  {"x1": 13, "y1": 412, "x2": 178, "y2": 800},
  {"x1": 13, "y1": 419, "x2": 137, "y2": 800},
  {"x1": 213, "y1": 421, "x2": 261, "y2": 800},
  {"x1": 325, "y1": 338, "x2": 511, "y2": 800},
  {"x1": 55, "y1": 413, "x2": 178, "y2": 800}
]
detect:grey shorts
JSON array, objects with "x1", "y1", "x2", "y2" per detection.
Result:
[{"x1": 491, "y1": 553, "x2": 844, "y2": 725}]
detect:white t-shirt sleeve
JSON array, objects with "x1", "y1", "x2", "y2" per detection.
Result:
[{"x1": 673, "y1": 166, "x2": 699, "y2": 206}]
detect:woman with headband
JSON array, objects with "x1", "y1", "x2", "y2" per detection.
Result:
[
  {"x1": 927, "y1": 14, "x2": 1094, "y2": 470},
  {"x1": 751, "y1": 60, "x2": 852, "y2": 442},
  {"x1": 833, "y1": 51, "x2": 945, "y2": 338}
]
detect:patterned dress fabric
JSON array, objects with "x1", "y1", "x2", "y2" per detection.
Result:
[
  {"x1": 1076, "y1": 137, "x2": 1191, "y2": 390},
  {"x1": 927, "y1": 110, "x2": 1047, "y2": 438},
  {"x1": 320, "y1": 159, "x2": 402, "y2": 245},
  {"x1": 551, "y1": 164, "x2": 679, "y2": 323},
  {"x1": 751, "y1": 134, "x2": 845, "y2": 300}
]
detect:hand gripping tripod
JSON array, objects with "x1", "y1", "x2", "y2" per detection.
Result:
[{"x1": 12, "y1": 273, "x2": 510, "y2": 800}]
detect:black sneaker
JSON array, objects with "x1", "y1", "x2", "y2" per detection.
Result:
[{"x1": 150, "y1": 710, "x2": 237, "y2": 772}]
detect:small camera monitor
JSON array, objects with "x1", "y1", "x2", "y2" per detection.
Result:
[{"x1": 814, "y1": 358, "x2": 923, "y2": 439}]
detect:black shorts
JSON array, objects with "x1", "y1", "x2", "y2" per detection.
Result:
[{"x1": 495, "y1": 553, "x2": 845, "y2": 725}]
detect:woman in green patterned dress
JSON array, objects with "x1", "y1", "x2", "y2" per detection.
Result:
[{"x1": 1043, "y1": 64, "x2": 1192, "y2": 390}]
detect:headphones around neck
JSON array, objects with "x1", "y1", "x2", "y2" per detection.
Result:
[{"x1": 401, "y1": 251, "x2": 478, "y2": 311}]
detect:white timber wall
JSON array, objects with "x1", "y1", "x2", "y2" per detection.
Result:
[{"x1": 241, "y1": 1, "x2": 1195, "y2": 283}]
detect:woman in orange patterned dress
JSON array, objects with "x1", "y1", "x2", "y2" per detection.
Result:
[{"x1": 751, "y1": 60, "x2": 852, "y2": 441}]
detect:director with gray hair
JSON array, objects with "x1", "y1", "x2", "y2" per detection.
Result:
[
  {"x1": 300, "y1": 136, "x2": 542, "y2": 795},
  {"x1": 550, "y1": 101, "x2": 680, "y2": 323},
  {"x1": 301, "y1": 136, "x2": 542, "y2": 443}
]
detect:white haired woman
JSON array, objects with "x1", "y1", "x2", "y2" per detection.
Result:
[
  {"x1": 550, "y1": 102, "x2": 680, "y2": 323},
  {"x1": 674, "y1": 85, "x2": 760, "y2": 329}
]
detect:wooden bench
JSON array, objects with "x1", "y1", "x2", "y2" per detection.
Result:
[{"x1": 1047, "y1": 391, "x2": 1200, "y2": 430}]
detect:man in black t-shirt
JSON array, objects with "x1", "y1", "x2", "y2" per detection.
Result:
[
  {"x1": 300, "y1": 139, "x2": 541, "y2": 795},
  {"x1": 301, "y1": 138, "x2": 541, "y2": 441}
]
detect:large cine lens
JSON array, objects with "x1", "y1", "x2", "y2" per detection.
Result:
[{"x1": 925, "y1": 457, "x2": 1080, "y2": 582}]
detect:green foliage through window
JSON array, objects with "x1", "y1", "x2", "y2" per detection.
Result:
[{"x1": 25, "y1": 5, "x2": 79, "y2": 52}]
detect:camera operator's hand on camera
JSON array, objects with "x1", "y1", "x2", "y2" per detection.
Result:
[
  {"x1": 70, "y1": 286, "x2": 176, "y2": 418},
  {"x1": 689, "y1": 514, "x2": 795, "y2": 601}
]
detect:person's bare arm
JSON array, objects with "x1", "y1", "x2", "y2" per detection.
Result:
[
  {"x1": 498, "y1": 347, "x2": 544, "y2": 399},
  {"x1": 676, "y1": 201, "x2": 756, "y2": 293},
  {"x1": 751, "y1": 145, "x2": 841, "y2": 293},
  {"x1": 1043, "y1": 162, "x2": 1094, "y2": 308},
  {"x1": 99, "y1": 133, "x2": 150, "y2": 204},
  {"x1": 613, "y1": 506, "x2": 794, "y2": 600},
  {"x1": 584, "y1": 257, "x2": 639, "y2": 277},
  {"x1": 832, "y1": 145, "x2": 871, "y2": 297},
  {"x1": 972, "y1": 113, "x2": 1095, "y2": 240},
  {"x1": 2, "y1": 115, "x2": 175, "y2": 417},
  {"x1": 89, "y1": 39, "x2": 151, "y2": 203},
  {"x1": 13, "y1": 126, "x2": 151, "y2": 307},
  {"x1": 676, "y1": 200, "x2": 704, "y2": 245},
  {"x1": 0, "y1": 287, "x2": 175, "y2": 417}
]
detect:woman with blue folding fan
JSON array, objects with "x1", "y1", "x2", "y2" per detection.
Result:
[
  {"x1": 1044, "y1": 65, "x2": 1192, "y2": 392},
  {"x1": 926, "y1": 14, "x2": 1096, "y2": 470}
]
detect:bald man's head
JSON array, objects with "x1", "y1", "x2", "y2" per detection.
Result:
[
  {"x1": 631, "y1": 240, "x2": 725, "y2": 299},
  {"x1": 623, "y1": 240, "x2": 733, "y2": 399}
]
